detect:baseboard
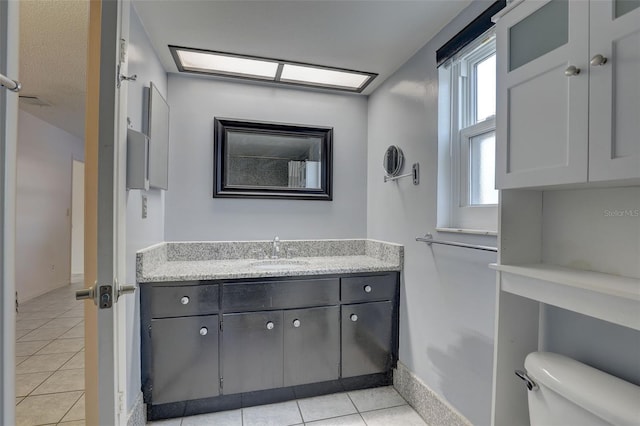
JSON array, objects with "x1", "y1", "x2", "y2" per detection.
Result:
[
  {"x1": 393, "y1": 361, "x2": 472, "y2": 426},
  {"x1": 127, "y1": 391, "x2": 146, "y2": 426}
]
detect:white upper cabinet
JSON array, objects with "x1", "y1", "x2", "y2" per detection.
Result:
[
  {"x1": 495, "y1": 0, "x2": 640, "y2": 189},
  {"x1": 589, "y1": 0, "x2": 640, "y2": 182}
]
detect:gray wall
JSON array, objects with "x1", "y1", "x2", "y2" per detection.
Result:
[
  {"x1": 16, "y1": 110, "x2": 84, "y2": 303},
  {"x1": 164, "y1": 75, "x2": 368, "y2": 241},
  {"x1": 125, "y1": 4, "x2": 167, "y2": 412},
  {"x1": 366, "y1": 2, "x2": 498, "y2": 424}
]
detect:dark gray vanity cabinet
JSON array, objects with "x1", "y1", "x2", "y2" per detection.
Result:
[
  {"x1": 150, "y1": 315, "x2": 219, "y2": 404},
  {"x1": 221, "y1": 311, "x2": 284, "y2": 394},
  {"x1": 283, "y1": 306, "x2": 340, "y2": 387},
  {"x1": 142, "y1": 272, "x2": 399, "y2": 421},
  {"x1": 340, "y1": 273, "x2": 397, "y2": 378},
  {"x1": 341, "y1": 301, "x2": 393, "y2": 377}
]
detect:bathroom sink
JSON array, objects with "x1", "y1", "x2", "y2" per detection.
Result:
[{"x1": 250, "y1": 259, "x2": 309, "y2": 270}]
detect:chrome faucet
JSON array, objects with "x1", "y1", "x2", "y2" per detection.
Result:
[{"x1": 271, "y1": 236, "x2": 280, "y2": 259}]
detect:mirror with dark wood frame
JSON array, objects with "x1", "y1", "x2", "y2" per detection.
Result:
[{"x1": 214, "y1": 118, "x2": 333, "y2": 200}]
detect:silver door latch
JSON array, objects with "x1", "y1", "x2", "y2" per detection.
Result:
[{"x1": 75, "y1": 281, "x2": 136, "y2": 308}]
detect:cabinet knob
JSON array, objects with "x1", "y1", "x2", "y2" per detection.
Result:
[
  {"x1": 266, "y1": 321, "x2": 275, "y2": 330},
  {"x1": 292, "y1": 319, "x2": 301, "y2": 328},
  {"x1": 364, "y1": 285, "x2": 372, "y2": 293},
  {"x1": 564, "y1": 65, "x2": 581, "y2": 77},
  {"x1": 350, "y1": 314, "x2": 358, "y2": 322},
  {"x1": 590, "y1": 54, "x2": 608, "y2": 67},
  {"x1": 180, "y1": 296, "x2": 190, "y2": 305},
  {"x1": 199, "y1": 327, "x2": 208, "y2": 336}
]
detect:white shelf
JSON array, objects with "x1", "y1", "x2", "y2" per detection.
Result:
[{"x1": 490, "y1": 263, "x2": 640, "y2": 330}]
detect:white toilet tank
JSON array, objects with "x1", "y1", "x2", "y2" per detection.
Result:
[{"x1": 521, "y1": 352, "x2": 640, "y2": 426}]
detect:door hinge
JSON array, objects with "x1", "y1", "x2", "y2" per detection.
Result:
[
  {"x1": 119, "y1": 38, "x2": 127, "y2": 64},
  {"x1": 219, "y1": 320, "x2": 223, "y2": 332},
  {"x1": 118, "y1": 391, "x2": 125, "y2": 415},
  {"x1": 219, "y1": 378, "x2": 223, "y2": 391}
]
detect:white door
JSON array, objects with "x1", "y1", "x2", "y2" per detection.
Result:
[
  {"x1": 495, "y1": 0, "x2": 589, "y2": 189},
  {"x1": 80, "y1": 0, "x2": 132, "y2": 424},
  {"x1": 0, "y1": 0, "x2": 19, "y2": 423},
  {"x1": 588, "y1": 0, "x2": 640, "y2": 182}
]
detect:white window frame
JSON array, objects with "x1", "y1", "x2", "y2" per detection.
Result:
[{"x1": 438, "y1": 30, "x2": 497, "y2": 234}]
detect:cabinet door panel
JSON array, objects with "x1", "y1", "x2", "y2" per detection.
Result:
[
  {"x1": 341, "y1": 301, "x2": 393, "y2": 378},
  {"x1": 589, "y1": 1, "x2": 640, "y2": 181},
  {"x1": 221, "y1": 311, "x2": 283, "y2": 394},
  {"x1": 496, "y1": 0, "x2": 589, "y2": 189},
  {"x1": 151, "y1": 315, "x2": 219, "y2": 404},
  {"x1": 284, "y1": 306, "x2": 340, "y2": 387}
]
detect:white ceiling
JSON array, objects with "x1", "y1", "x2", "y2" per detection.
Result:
[
  {"x1": 134, "y1": 0, "x2": 472, "y2": 95},
  {"x1": 19, "y1": 0, "x2": 89, "y2": 139},
  {"x1": 18, "y1": 0, "x2": 472, "y2": 139}
]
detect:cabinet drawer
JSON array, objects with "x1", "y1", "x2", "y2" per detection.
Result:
[
  {"x1": 341, "y1": 274, "x2": 397, "y2": 303},
  {"x1": 222, "y1": 278, "x2": 339, "y2": 312},
  {"x1": 150, "y1": 283, "x2": 219, "y2": 318}
]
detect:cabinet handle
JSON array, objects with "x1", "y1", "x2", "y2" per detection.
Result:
[
  {"x1": 590, "y1": 54, "x2": 608, "y2": 67},
  {"x1": 564, "y1": 65, "x2": 580, "y2": 77},
  {"x1": 199, "y1": 327, "x2": 208, "y2": 336},
  {"x1": 364, "y1": 285, "x2": 372, "y2": 293},
  {"x1": 266, "y1": 321, "x2": 275, "y2": 330},
  {"x1": 350, "y1": 314, "x2": 358, "y2": 322},
  {"x1": 180, "y1": 296, "x2": 190, "y2": 305},
  {"x1": 292, "y1": 319, "x2": 301, "y2": 328}
]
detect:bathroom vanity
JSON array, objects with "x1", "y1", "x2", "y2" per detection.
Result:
[{"x1": 137, "y1": 239, "x2": 403, "y2": 420}]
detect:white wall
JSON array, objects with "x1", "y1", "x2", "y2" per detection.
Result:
[
  {"x1": 164, "y1": 75, "x2": 368, "y2": 241},
  {"x1": 125, "y1": 4, "x2": 167, "y2": 412},
  {"x1": 16, "y1": 110, "x2": 84, "y2": 302},
  {"x1": 367, "y1": 2, "x2": 498, "y2": 424}
]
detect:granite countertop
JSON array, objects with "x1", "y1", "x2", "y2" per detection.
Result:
[{"x1": 137, "y1": 239, "x2": 403, "y2": 283}]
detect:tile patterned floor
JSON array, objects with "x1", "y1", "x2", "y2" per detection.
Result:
[
  {"x1": 15, "y1": 278, "x2": 86, "y2": 426},
  {"x1": 148, "y1": 386, "x2": 428, "y2": 426}
]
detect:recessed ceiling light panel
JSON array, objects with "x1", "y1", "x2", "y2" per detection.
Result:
[
  {"x1": 280, "y1": 64, "x2": 370, "y2": 90},
  {"x1": 176, "y1": 49, "x2": 279, "y2": 79},
  {"x1": 169, "y1": 45, "x2": 377, "y2": 93}
]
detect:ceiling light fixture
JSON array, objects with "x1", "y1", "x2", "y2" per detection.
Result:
[{"x1": 170, "y1": 46, "x2": 377, "y2": 93}]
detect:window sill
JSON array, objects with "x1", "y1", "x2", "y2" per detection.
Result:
[{"x1": 435, "y1": 227, "x2": 497, "y2": 237}]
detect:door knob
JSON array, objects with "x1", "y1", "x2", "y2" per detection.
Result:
[
  {"x1": 266, "y1": 321, "x2": 275, "y2": 330},
  {"x1": 350, "y1": 314, "x2": 358, "y2": 322},
  {"x1": 75, "y1": 287, "x2": 94, "y2": 301},
  {"x1": 199, "y1": 327, "x2": 208, "y2": 336},
  {"x1": 564, "y1": 65, "x2": 581, "y2": 77},
  {"x1": 364, "y1": 285, "x2": 372, "y2": 293},
  {"x1": 590, "y1": 54, "x2": 607, "y2": 66},
  {"x1": 292, "y1": 319, "x2": 301, "y2": 328},
  {"x1": 181, "y1": 296, "x2": 190, "y2": 305},
  {"x1": 118, "y1": 285, "x2": 136, "y2": 298}
]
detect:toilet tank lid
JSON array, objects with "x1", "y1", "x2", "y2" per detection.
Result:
[{"x1": 525, "y1": 352, "x2": 640, "y2": 426}]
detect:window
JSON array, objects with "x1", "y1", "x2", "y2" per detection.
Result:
[{"x1": 437, "y1": 30, "x2": 497, "y2": 232}]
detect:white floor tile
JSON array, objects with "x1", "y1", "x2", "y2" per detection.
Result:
[
  {"x1": 16, "y1": 340, "x2": 51, "y2": 356},
  {"x1": 61, "y1": 393, "x2": 85, "y2": 422},
  {"x1": 15, "y1": 391, "x2": 83, "y2": 426},
  {"x1": 243, "y1": 401, "x2": 302, "y2": 426},
  {"x1": 298, "y1": 393, "x2": 357, "y2": 423},
  {"x1": 16, "y1": 371, "x2": 54, "y2": 397},
  {"x1": 182, "y1": 409, "x2": 241, "y2": 426},
  {"x1": 18, "y1": 327, "x2": 71, "y2": 342},
  {"x1": 360, "y1": 405, "x2": 427, "y2": 426},
  {"x1": 41, "y1": 317, "x2": 83, "y2": 329},
  {"x1": 16, "y1": 352, "x2": 75, "y2": 374},
  {"x1": 36, "y1": 338, "x2": 84, "y2": 355},
  {"x1": 60, "y1": 351, "x2": 85, "y2": 370},
  {"x1": 305, "y1": 413, "x2": 366, "y2": 425},
  {"x1": 32, "y1": 368, "x2": 84, "y2": 394},
  {"x1": 347, "y1": 386, "x2": 406, "y2": 412}
]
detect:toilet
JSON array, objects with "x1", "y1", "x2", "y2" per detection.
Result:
[{"x1": 517, "y1": 352, "x2": 640, "y2": 426}]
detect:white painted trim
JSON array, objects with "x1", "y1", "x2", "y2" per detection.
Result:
[{"x1": 1, "y1": 0, "x2": 19, "y2": 423}]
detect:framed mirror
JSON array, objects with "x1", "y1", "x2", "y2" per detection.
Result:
[{"x1": 214, "y1": 118, "x2": 333, "y2": 200}]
